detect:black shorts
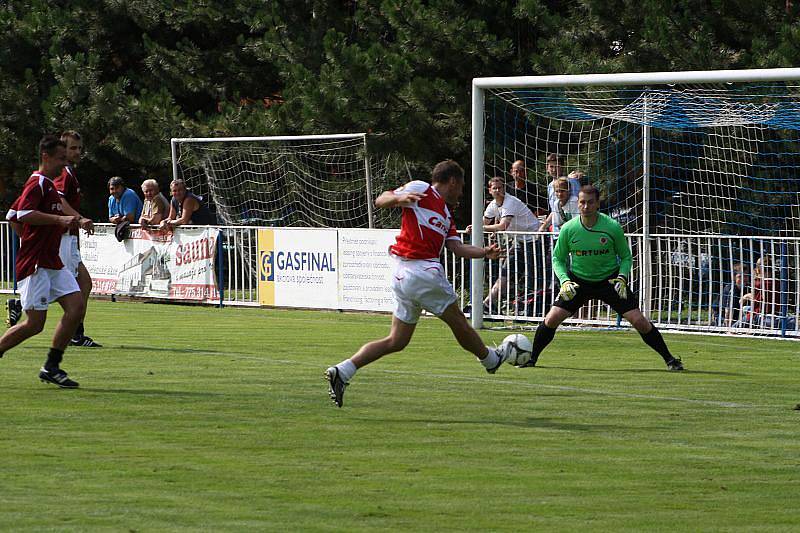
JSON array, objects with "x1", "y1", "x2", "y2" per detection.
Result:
[{"x1": 553, "y1": 273, "x2": 639, "y2": 315}]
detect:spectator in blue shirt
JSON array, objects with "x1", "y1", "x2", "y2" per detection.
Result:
[{"x1": 108, "y1": 176, "x2": 143, "y2": 223}]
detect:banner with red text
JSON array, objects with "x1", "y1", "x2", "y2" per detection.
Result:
[{"x1": 83, "y1": 226, "x2": 220, "y2": 301}]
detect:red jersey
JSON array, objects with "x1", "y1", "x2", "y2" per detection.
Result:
[
  {"x1": 53, "y1": 165, "x2": 81, "y2": 236},
  {"x1": 7, "y1": 173, "x2": 66, "y2": 280},
  {"x1": 388, "y1": 181, "x2": 459, "y2": 260},
  {"x1": 752, "y1": 276, "x2": 775, "y2": 314}
]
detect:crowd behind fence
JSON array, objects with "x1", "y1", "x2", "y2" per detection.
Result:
[{"x1": 1, "y1": 222, "x2": 796, "y2": 338}]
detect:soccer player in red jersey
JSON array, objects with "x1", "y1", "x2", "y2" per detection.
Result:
[
  {"x1": 52, "y1": 131, "x2": 101, "y2": 347},
  {"x1": 324, "y1": 160, "x2": 517, "y2": 407},
  {"x1": 0, "y1": 135, "x2": 92, "y2": 388}
]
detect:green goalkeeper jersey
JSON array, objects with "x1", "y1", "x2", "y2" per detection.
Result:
[{"x1": 552, "y1": 212, "x2": 632, "y2": 283}]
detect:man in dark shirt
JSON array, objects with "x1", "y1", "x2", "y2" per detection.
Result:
[{"x1": 508, "y1": 160, "x2": 536, "y2": 211}]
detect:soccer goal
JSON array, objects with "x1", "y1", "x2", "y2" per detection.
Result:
[
  {"x1": 171, "y1": 133, "x2": 397, "y2": 229},
  {"x1": 470, "y1": 68, "x2": 800, "y2": 338}
]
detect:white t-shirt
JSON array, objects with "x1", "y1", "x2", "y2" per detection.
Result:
[
  {"x1": 484, "y1": 193, "x2": 540, "y2": 242},
  {"x1": 548, "y1": 195, "x2": 580, "y2": 233}
]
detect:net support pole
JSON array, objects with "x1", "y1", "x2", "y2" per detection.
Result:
[
  {"x1": 641, "y1": 96, "x2": 653, "y2": 318},
  {"x1": 11, "y1": 230, "x2": 18, "y2": 292},
  {"x1": 170, "y1": 139, "x2": 179, "y2": 183},
  {"x1": 217, "y1": 229, "x2": 225, "y2": 309},
  {"x1": 471, "y1": 83, "x2": 485, "y2": 329},
  {"x1": 364, "y1": 149, "x2": 374, "y2": 229},
  {"x1": 780, "y1": 242, "x2": 788, "y2": 337}
]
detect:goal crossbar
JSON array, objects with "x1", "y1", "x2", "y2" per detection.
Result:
[
  {"x1": 473, "y1": 67, "x2": 800, "y2": 89},
  {"x1": 170, "y1": 133, "x2": 366, "y2": 144}
]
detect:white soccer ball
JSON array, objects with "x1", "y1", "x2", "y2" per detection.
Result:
[{"x1": 501, "y1": 333, "x2": 533, "y2": 366}]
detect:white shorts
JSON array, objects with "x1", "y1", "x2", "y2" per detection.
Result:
[
  {"x1": 391, "y1": 256, "x2": 457, "y2": 324},
  {"x1": 18, "y1": 268, "x2": 81, "y2": 311},
  {"x1": 59, "y1": 234, "x2": 82, "y2": 277}
]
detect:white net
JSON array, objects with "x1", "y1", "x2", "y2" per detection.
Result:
[
  {"x1": 473, "y1": 74, "x2": 800, "y2": 337},
  {"x1": 485, "y1": 82, "x2": 800, "y2": 237},
  {"x1": 172, "y1": 134, "x2": 398, "y2": 228}
]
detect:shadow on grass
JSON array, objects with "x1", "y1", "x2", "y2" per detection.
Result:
[
  {"x1": 351, "y1": 416, "x2": 615, "y2": 431},
  {"x1": 116, "y1": 345, "x2": 253, "y2": 356},
  {"x1": 79, "y1": 388, "x2": 224, "y2": 397},
  {"x1": 534, "y1": 365, "x2": 742, "y2": 376}
]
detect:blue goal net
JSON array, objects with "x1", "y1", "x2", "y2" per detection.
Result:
[{"x1": 485, "y1": 82, "x2": 800, "y2": 237}]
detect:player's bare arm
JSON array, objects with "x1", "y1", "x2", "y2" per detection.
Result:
[
  {"x1": 18, "y1": 211, "x2": 79, "y2": 230},
  {"x1": 445, "y1": 239, "x2": 503, "y2": 260},
  {"x1": 59, "y1": 199, "x2": 93, "y2": 234},
  {"x1": 374, "y1": 190, "x2": 425, "y2": 209}
]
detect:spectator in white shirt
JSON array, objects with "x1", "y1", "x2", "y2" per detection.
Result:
[{"x1": 467, "y1": 177, "x2": 543, "y2": 314}]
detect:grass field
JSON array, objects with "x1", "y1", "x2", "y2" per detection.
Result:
[{"x1": 1, "y1": 297, "x2": 798, "y2": 531}]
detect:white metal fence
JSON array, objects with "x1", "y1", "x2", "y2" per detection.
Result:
[{"x1": 1, "y1": 222, "x2": 797, "y2": 338}]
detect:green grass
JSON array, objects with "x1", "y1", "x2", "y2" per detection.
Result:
[{"x1": 1, "y1": 297, "x2": 799, "y2": 531}]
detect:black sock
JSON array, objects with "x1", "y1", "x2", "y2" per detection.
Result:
[
  {"x1": 74, "y1": 322, "x2": 85, "y2": 339},
  {"x1": 532, "y1": 322, "x2": 557, "y2": 361},
  {"x1": 639, "y1": 324, "x2": 674, "y2": 363},
  {"x1": 45, "y1": 348, "x2": 64, "y2": 371}
]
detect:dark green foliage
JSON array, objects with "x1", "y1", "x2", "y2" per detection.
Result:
[{"x1": 1, "y1": 1, "x2": 799, "y2": 220}]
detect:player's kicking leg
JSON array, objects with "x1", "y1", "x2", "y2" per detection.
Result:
[
  {"x1": 325, "y1": 315, "x2": 416, "y2": 407},
  {"x1": 437, "y1": 302, "x2": 514, "y2": 374}
]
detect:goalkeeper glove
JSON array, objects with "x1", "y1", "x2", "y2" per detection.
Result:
[
  {"x1": 609, "y1": 275, "x2": 628, "y2": 299},
  {"x1": 558, "y1": 280, "x2": 579, "y2": 301}
]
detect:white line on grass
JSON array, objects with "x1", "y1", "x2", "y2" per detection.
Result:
[
  {"x1": 114, "y1": 346, "x2": 777, "y2": 410},
  {"x1": 376, "y1": 369, "x2": 760, "y2": 409},
  {"x1": 213, "y1": 352, "x2": 767, "y2": 410}
]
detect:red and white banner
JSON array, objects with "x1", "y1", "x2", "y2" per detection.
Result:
[{"x1": 82, "y1": 226, "x2": 220, "y2": 301}]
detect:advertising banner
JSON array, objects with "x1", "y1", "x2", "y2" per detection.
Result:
[
  {"x1": 83, "y1": 226, "x2": 220, "y2": 301},
  {"x1": 338, "y1": 229, "x2": 398, "y2": 312},
  {"x1": 257, "y1": 228, "x2": 339, "y2": 308}
]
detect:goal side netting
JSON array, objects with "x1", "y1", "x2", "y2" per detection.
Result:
[{"x1": 171, "y1": 134, "x2": 399, "y2": 229}]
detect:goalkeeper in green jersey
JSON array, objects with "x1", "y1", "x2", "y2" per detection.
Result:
[{"x1": 522, "y1": 185, "x2": 684, "y2": 371}]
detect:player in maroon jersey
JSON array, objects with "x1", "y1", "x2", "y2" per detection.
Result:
[
  {"x1": 52, "y1": 131, "x2": 101, "y2": 347},
  {"x1": 0, "y1": 135, "x2": 92, "y2": 388},
  {"x1": 324, "y1": 160, "x2": 518, "y2": 407}
]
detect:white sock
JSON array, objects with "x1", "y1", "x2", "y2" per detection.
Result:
[
  {"x1": 335, "y1": 359, "x2": 357, "y2": 382},
  {"x1": 479, "y1": 348, "x2": 499, "y2": 369}
]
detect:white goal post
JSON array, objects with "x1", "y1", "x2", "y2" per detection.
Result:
[{"x1": 470, "y1": 68, "x2": 800, "y2": 337}]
